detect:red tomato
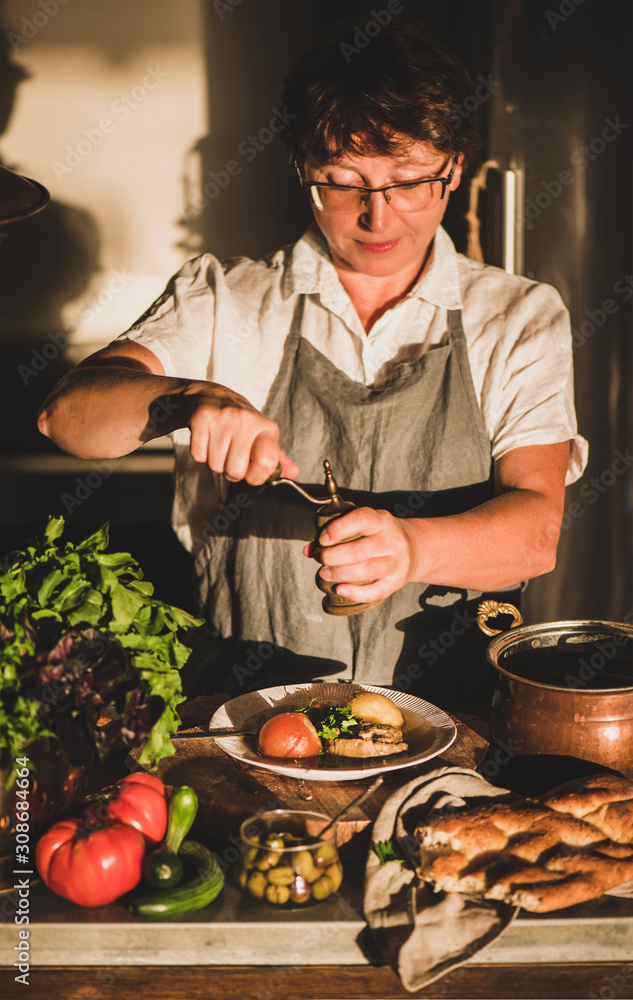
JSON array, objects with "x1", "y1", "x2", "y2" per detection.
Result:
[
  {"x1": 120, "y1": 773, "x2": 165, "y2": 793},
  {"x1": 36, "y1": 818, "x2": 145, "y2": 907},
  {"x1": 258, "y1": 712, "x2": 321, "y2": 757},
  {"x1": 86, "y1": 773, "x2": 167, "y2": 845}
]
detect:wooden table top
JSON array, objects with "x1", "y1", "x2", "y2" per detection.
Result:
[{"x1": 3, "y1": 962, "x2": 631, "y2": 1000}]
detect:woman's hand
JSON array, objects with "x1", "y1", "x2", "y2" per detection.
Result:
[
  {"x1": 303, "y1": 443, "x2": 570, "y2": 598},
  {"x1": 188, "y1": 389, "x2": 298, "y2": 485},
  {"x1": 37, "y1": 338, "x2": 299, "y2": 484},
  {"x1": 303, "y1": 508, "x2": 419, "y2": 604}
]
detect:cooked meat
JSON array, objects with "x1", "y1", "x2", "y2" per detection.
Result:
[
  {"x1": 358, "y1": 721, "x2": 404, "y2": 744},
  {"x1": 324, "y1": 737, "x2": 408, "y2": 758}
]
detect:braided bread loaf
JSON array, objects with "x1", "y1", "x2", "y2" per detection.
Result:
[
  {"x1": 543, "y1": 774, "x2": 633, "y2": 844},
  {"x1": 415, "y1": 774, "x2": 633, "y2": 912}
]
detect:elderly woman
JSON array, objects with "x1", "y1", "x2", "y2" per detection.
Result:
[{"x1": 38, "y1": 18, "x2": 586, "y2": 709}]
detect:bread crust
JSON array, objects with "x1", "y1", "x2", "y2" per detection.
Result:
[
  {"x1": 542, "y1": 774, "x2": 633, "y2": 843},
  {"x1": 542, "y1": 774, "x2": 633, "y2": 816},
  {"x1": 347, "y1": 692, "x2": 404, "y2": 728},
  {"x1": 484, "y1": 848, "x2": 633, "y2": 912},
  {"x1": 414, "y1": 774, "x2": 633, "y2": 912}
]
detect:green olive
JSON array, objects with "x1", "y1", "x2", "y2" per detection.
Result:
[
  {"x1": 255, "y1": 849, "x2": 281, "y2": 871},
  {"x1": 314, "y1": 841, "x2": 338, "y2": 868},
  {"x1": 290, "y1": 885, "x2": 312, "y2": 905},
  {"x1": 246, "y1": 871, "x2": 268, "y2": 900},
  {"x1": 236, "y1": 865, "x2": 249, "y2": 889},
  {"x1": 326, "y1": 862, "x2": 343, "y2": 892},
  {"x1": 266, "y1": 865, "x2": 295, "y2": 886},
  {"x1": 294, "y1": 850, "x2": 320, "y2": 882},
  {"x1": 311, "y1": 875, "x2": 333, "y2": 901},
  {"x1": 263, "y1": 834, "x2": 286, "y2": 850},
  {"x1": 241, "y1": 846, "x2": 259, "y2": 870},
  {"x1": 265, "y1": 883, "x2": 290, "y2": 905}
]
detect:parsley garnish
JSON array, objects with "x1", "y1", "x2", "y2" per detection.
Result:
[
  {"x1": 298, "y1": 701, "x2": 359, "y2": 740},
  {"x1": 372, "y1": 839, "x2": 405, "y2": 865}
]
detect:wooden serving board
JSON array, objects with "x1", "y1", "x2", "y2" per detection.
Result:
[{"x1": 129, "y1": 700, "x2": 489, "y2": 847}]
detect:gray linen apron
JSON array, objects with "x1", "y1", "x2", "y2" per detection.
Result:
[{"x1": 192, "y1": 302, "x2": 521, "y2": 709}]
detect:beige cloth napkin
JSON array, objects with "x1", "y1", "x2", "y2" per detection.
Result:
[{"x1": 363, "y1": 765, "x2": 520, "y2": 992}]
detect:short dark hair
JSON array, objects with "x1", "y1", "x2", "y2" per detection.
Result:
[{"x1": 280, "y1": 16, "x2": 482, "y2": 168}]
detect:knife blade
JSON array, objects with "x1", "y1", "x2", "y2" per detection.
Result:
[{"x1": 169, "y1": 728, "x2": 256, "y2": 740}]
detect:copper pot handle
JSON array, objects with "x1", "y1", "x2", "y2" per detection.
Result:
[{"x1": 477, "y1": 600, "x2": 523, "y2": 637}]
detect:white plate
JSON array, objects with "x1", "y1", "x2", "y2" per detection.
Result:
[{"x1": 208, "y1": 682, "x2": 457, "y2": 781}]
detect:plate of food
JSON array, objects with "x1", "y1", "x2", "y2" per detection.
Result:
[{"x1": 208, "y1": 682, "x2": 457, "y2": 781}]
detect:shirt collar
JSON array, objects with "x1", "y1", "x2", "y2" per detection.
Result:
[
  {"x1": 282, "y1": 225, "x2": 351, "y2": 313},
  {"x1": 283, "y1": 223, "x2": 463, "y2": 310},
  {"x1": 408, "y1": 225, "x2": 463, "y2": 309}
]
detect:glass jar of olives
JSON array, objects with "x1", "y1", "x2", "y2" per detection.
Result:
[{"x1": 235, "y1": 809, "x2": 343, "y2": 907}]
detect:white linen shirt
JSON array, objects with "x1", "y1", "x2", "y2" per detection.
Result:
[{"x1": 121, "y1": 225, "x2": 588, "y2": 553}]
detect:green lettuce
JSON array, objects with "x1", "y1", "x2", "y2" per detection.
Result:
[{"x1": 0, "y1": 516, "x2": 202, "y2": 776}]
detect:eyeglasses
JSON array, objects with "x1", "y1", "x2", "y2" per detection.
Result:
[{"x1": 299, "y1": 159, "x2": 457, "y2": 214}]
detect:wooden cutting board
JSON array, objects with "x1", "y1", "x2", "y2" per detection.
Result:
[{"x1": 129, "y1": 703, "x2": 489, "y2": 847}]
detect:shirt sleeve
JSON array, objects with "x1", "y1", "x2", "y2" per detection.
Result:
[
  {"x1": 478, "y1": 279, "x2": 588, "y2": 486},
  {"x1": 117, "y1": 254, "x2": 219, "y2": 381}
]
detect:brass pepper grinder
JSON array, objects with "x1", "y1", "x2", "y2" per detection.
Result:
[{"x1": 269, "y1": 459, "x2": 385, "y2": 616}]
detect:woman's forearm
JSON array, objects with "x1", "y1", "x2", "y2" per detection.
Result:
[
  {"x1": 401, "y1": 443, "x2": 569, "y2": 591},
  {"x1": 402, "y1": 488, "x2": 561, "y2": 591},
  {"x1": 38, "y1": 361, "x2": 299, "y2": 485},
  {"x1": 38, "y1": 365, "x2": 215, "y2": 459}
]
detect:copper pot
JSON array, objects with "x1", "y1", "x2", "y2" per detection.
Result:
[{"x1": 478, "y1": 601, "x2": 633, "y2": 776}]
